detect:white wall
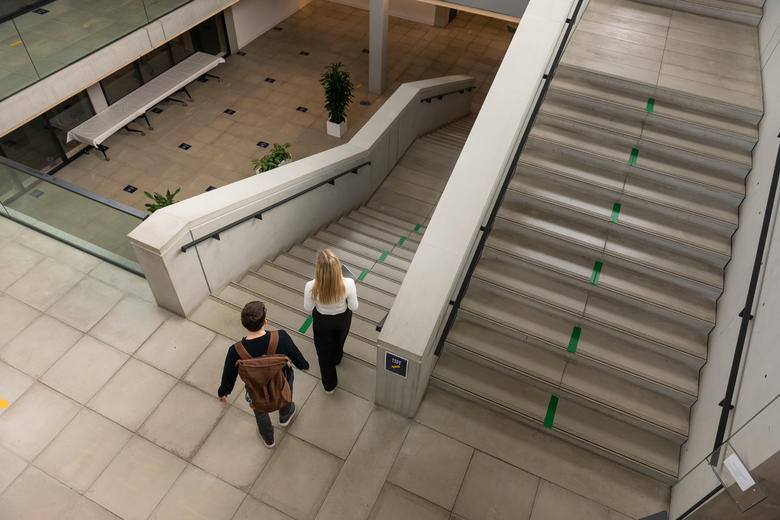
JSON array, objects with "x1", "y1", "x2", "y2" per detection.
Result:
[
  {"x1": 224, "y1": 0, "x2": 313, "y2": 50},
  {"x1": 329, "y1": 0, "x2": 439, "y2": 25},
  {"x1": 670, "y1": 3, "x2": 780, "y2": 516}
]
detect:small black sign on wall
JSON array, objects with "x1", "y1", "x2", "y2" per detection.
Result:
[{"x1": 385, "y1": 352, "x2": 408, "y2": 378}]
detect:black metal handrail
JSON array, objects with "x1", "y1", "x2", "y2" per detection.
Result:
[
  {"x1": 710, "y1": 139, "x2": 780, "y2": 466},
  {"x1": 0, "y1": 155, "x2": 147, "y2": 220},
  {"x1": 180, "y1": 161, "x2": 371, "y2": 252},
  {"x1": 434, "y1": 1, "x2": 584, "y2": 356},
  {"x1": 420, "y1": 86, "x2": 474, "y2": 104}
]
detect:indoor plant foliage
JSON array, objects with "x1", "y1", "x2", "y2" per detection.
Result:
[
  {"x1": 253, "y1": 143, "x2": 292, "y2": 173},
  {"x1": 144, "y1": 187, "x2": 180, "y2": 213},
  {"x1": 320, "y1": 62, "x2": 354, "y2": 137}
]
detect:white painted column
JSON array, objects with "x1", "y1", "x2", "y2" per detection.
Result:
[
  {"x1": 369, "y1": 0, "x2": 388, "y2": 94},
  {"x1": 86, "y1": 83, "x2": 108, "y2": 112}
]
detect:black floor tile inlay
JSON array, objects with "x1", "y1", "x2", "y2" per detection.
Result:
[
  {"x1": 206, "y1": 186, "x2": 217, "y2": 191},
  {"x1": 33, "y1": 8, "x2": 48, "y2": 14},
  {"x1": 362, "y1": 48, "x2": 369, "y2": 54},
  {"x1": 30, "y1": 189, "x2": 44, "y2": 198},
  {"x1": 237, "y1": 51, "x2": 247, "y2": 56},
  {"x1": 150, "y1": 107, "x2": 163, "y2": 114},
  {"x1": 264, "y1": 77, "x2": 275, "y2": 83},
  {"x1": 123, "y1": 185, "x2": 138, "y2": 193},
  {"x1": 299, "y1": 51, "x2": 310, "y2": 56},
  {"x1": 178, "y1": 143, "x2": 191, "y2": 150},
  {"x1": 224, "y1": 108, "x2": 236, "y2": 115},
  {"x1": 257, "y1": 141, "x2": 269, "y2": 148},
  {"x1": 296, "y1": 106, "x2": 308, "y2": 112},
  {"x1": 274, "y1": 26, "x2": 283, "y2": 31}
]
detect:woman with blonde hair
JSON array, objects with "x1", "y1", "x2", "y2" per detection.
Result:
[{"x1": 304, "y1": 249, "x2": 358, "y2": 393}]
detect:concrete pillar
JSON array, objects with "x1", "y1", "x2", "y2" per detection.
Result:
[
  {"x1": 86, "y1": 83, "x2": 108, "y2": 112},
  {"x1": 369, "y1": 0, "x2": 388, "y2": 94}
]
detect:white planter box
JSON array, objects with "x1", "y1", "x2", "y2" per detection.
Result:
[{"x1": 326, "y1": 119, "x2": 348, "y2": 138}]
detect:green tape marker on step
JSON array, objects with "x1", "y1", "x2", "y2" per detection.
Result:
[
  {"x1": 646, "y1": 97, "x2": 655, "y2": 113},
  {"x1": 414, "y1": 224, "x2": 421, "y2": 232},
  {"x1": 610, "y1": 202, "x2": 621, "y2": 223},
  {"x1": 544, "y1": 395, "x2": 559, "y2": 428},
  {"x1": 629, "y1": 147, "x2": 639, "y2": 166},
  {"x1": 358, "y1": 268, "x2": 369, "y2": 281},
  {"x1": 299, "y1": 315, "x2": 313, "y2": 333},
  {"x1": 590, "y1": 261, "x2": 603, "y2": 285},
  {"x1": 379, "y1": 250, "x2": 389, "y2": 262},
  {"x1": 398, "y1": 236, "x2": 407, "y2": 246},
  {"x1": 568, "y1": 326, "x2": 581, "y2": 353}
]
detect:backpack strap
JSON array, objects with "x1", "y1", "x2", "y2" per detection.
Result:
[
  {"x1": 234, "y1": 341, "x2": 252, "y2": 361},
  {"x1": 267, "y1": 330, "x2": 279, "y2": 355}
]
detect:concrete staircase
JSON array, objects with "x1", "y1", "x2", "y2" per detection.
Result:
[
  {"x1": 189, "y1": 116, "x2": 475, "y2": 376},
  {"x1": 635, "y1": 0, "x2": 763, "y2": 25},
  {"x1": 432, "y1": 61, "x2": 760, "y2": 484}
]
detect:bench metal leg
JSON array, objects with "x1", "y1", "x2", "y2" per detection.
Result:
[
  {"x1": 165, "y1": 96, "x2": 187, "y2": 107},
  {"x1": 124, "y1": 124, "x2": 145, "y2": 136},
  {"x1": 205, "y1": 73, "x2": 222, "y2": 82},
  {"x1": 182, "y1": 86, "x2": 193, "y2": 101},
  {"x1": 141, "y1": 113, "x2": 153, "y2": 130},
  {"x1": 91, "y1": 145, "x2": 109, "y2": 161}
]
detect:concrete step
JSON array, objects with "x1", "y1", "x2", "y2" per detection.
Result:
[
  {"x1": 354, "y1": 206, "x2": 427, "y2": 234},
  {"x1": 385, "y1": 164, "x2": 449, "y2": 194},
  {"x1": 473, "y1": 252, "x2": 712, "y2": 355},
  {"x1": 541, "y1": 89, "x2": 753, "y2": 166},
  {"x1": 311, "y1": 230, "x2": 411, "y2": 271},
  {"x1": 485, "y1": 222, "x2": 719, "y2": 323},
  {"x1": 443, "y1": 319, "x2": 690, "y2": 439},
  {"x1": 379, "y1": 174, "x2": 444, "y2": 207},
  {"x1": 325, "y1": 223, "x2": 416, "y2": 261},
  {"x1": 371, "y1": 187, "x2": 438, "y2": 220},
  {"x1": 635, "y1": 0, "x2": 762, "y2": 25},
  {"x1": 521, "y1": 137, "x2": 742, "y2": 226},
  {"x1": 509, "y1": 164, "x2": 734, "y2": 257},
  {"x1": 337, "y1": 216, "x2": 420, "y2": 252},
  {"x1": 462, "y1": 275, "x2": 706, "y2": 365},
  {"x1": 432, "y1": 352, "x2": 681, "y2": 482}
]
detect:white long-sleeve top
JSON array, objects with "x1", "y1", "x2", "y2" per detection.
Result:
[{"x1": 303, "y1": 278, "x2": 359, "y2": 315}]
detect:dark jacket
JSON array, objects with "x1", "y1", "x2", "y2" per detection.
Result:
[{"x1": 218, "y1": 330, "x2": 309, "y2": 397}]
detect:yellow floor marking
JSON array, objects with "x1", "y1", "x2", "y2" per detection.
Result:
[
  {"x1": 0, "y1": 398, "x2": 8, "y2": 408},
  {"x1": 10, "y1": 40, "x2": 22, "y2": 47}
]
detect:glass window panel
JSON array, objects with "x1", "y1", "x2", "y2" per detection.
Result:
[
  {"x1": 169, "y1": 31, "x2": 195, "y2": 64},
  {"x1": 0, "y1": 158, "x2": 144, "y2": 273},
  {"x1": 0, "y1": 116, "x2": 63, "y2": 173},
  {"x1": 12, "y1": 0, "x2": 148, "y2": 78},
  {"x1": 100, "y1": 63, "x2": 142, "y2": 105},
  {"x1": 191, "y1": 13, "x2": 228, "y2": 56},
  {"x1": 138, "y1": 45, "x2": 173, "y2": 83},
  {"x1": 0, "y1": 20, "x2": 39, "y2": 100},
  {"x1": 45, "y1": 91, "x2": 95, "y2": 158},
  {"x1": 143, "y1": 0, "x2": 191, "y2": 21}
]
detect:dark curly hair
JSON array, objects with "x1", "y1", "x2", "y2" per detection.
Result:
[{"x1": 241, "y1": 301, "x2": 267, "y2": 331}]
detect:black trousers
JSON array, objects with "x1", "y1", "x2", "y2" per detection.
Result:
[
  {"x1": 252, "y1": 367, "x2": 294, "y2": 443},
  {"x1": 312, "y1": 308, "x2": 352, "y2": 391}
]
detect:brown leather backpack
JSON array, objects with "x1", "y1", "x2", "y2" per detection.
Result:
[{"x1": 234, "y1": 331, "x2": 292, "y2": 413}]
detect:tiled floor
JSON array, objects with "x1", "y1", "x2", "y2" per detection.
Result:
[
  {"x1": 52, "y1": 0, "x2": 511, "y2": 213},
  {"x1": 564, "y1": 0, "x2": 762, "y2": 112},
  {"x1": 0, "y1": 217, "x2": 662, "y2": 519}
]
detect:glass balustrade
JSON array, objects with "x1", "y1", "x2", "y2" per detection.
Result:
[
  {"x1": 0, "y1": 156, "x2": 146, "y2": 274},
  {"x1": 0, "y1": 0, "x2": 192, "y2": 101}
]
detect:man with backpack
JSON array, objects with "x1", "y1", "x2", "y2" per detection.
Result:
[{"x1": 218, "y1": 301, "x2": 310, "y2": 448}]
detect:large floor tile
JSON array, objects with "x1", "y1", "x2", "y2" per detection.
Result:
[
  {"x1": 88, "y1": 358, "x2": 177, "y2": 430},
  {"x1": 192, "y1": 407, "x2": 275, "y2": 489},
  {"x1": 34, "y1": 408, "x2": 132, "y2": 492},
  {"x1": 0, "y1": 294, "x2": 39, "y2": 348},
  {"x1": 47, "y1": 277, "x2": 124, "y2": 332},
  {"x1": 251, "y1": 435, "x2": 342, "y2": 520},
  {"x1": 183, "y1": 333, "x2": 237, "y2": 398},
  {"x1": 388, "y1": 423, "x2": 473, "y2": 510},
  {"x1": 90, "y1": 295, "x2": 171, "y2": 354},
  {"x1": 453, "y1": 451, "x2": 540, "y2": 520},
  {"x1": 15, "y1": 228, "x2": 102, "y2": 274},
  {"x1": 415, "y1": 388, "x2": 669, "y2": 518},
  {"x1": 5, "y1": 257, "x2": 84, "y2": 311},
  {"x1": 41, "y1": 335, "x2": 128, "y2": 403},
  {"x1": 0, "y1": 361, "x2": 33, "y2": 417},
  {"x1": 0, "y1": 314, "x2": 82, "y2": 377},
  {"x1": 0, "y1": 383, "x2": 80, "y2": 460},
  {"x1": 0, "y1": 241, "x2": 43, "y2": 290},
  {"x1": 89, "y1": 262, "x2": 154, "y2": 301},
  {"x1": 138, "y1": 382, "x2": 224, "y2": 459},
  {"x1": 368, "y1": 482, "x2": 449, "y2": 520},
  {"x1": 0, "y1": 444, "x2": 27, "y2": 495},
  {"x1": 233, "y1": 496, "x2": 294, "y2": 520},
  {"x1": 0, "y1": 465, "x2": 119, "y2": 520},
  {"x1": 150, "y1": 464, "x2": 245, "y2": 520},
  {"x1": 316, "y1": 407, "x2": 411, "y2": 520},
  {"x1": 86, "y1": 436, "x2": 187, "y2": 520},
  {"x1": 287, "y1": 386, "x2": 373, "y2": 458},
  {"x1": 530, "y1": 481, "x2": 611, "y2": 520},
  {"x1": 135, "y1": 317, "x2": 215, "y2": 377}
]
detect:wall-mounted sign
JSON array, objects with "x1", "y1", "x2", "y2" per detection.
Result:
[{"x1": 385, "y1": 352, "x2": 408, "y2": 378}]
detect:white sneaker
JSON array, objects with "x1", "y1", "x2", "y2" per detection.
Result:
[{"x1": 324, "y1": 387, "x2": 335, "y2": 395}]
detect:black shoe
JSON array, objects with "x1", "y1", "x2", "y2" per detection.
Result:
[{"x1": 279, "y1": 403, "x2": 297, "y2": 427}]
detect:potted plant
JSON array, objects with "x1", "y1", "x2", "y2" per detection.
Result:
[
  {"x1": 252, "y1": 143, "x2": 292, "y2": 173},
  {"x1": 320, "y1": 62, "x2": 354, "y2": 138},
  {"x1": 144, "y1": 188, "x2": 180, "y2": 213}
]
